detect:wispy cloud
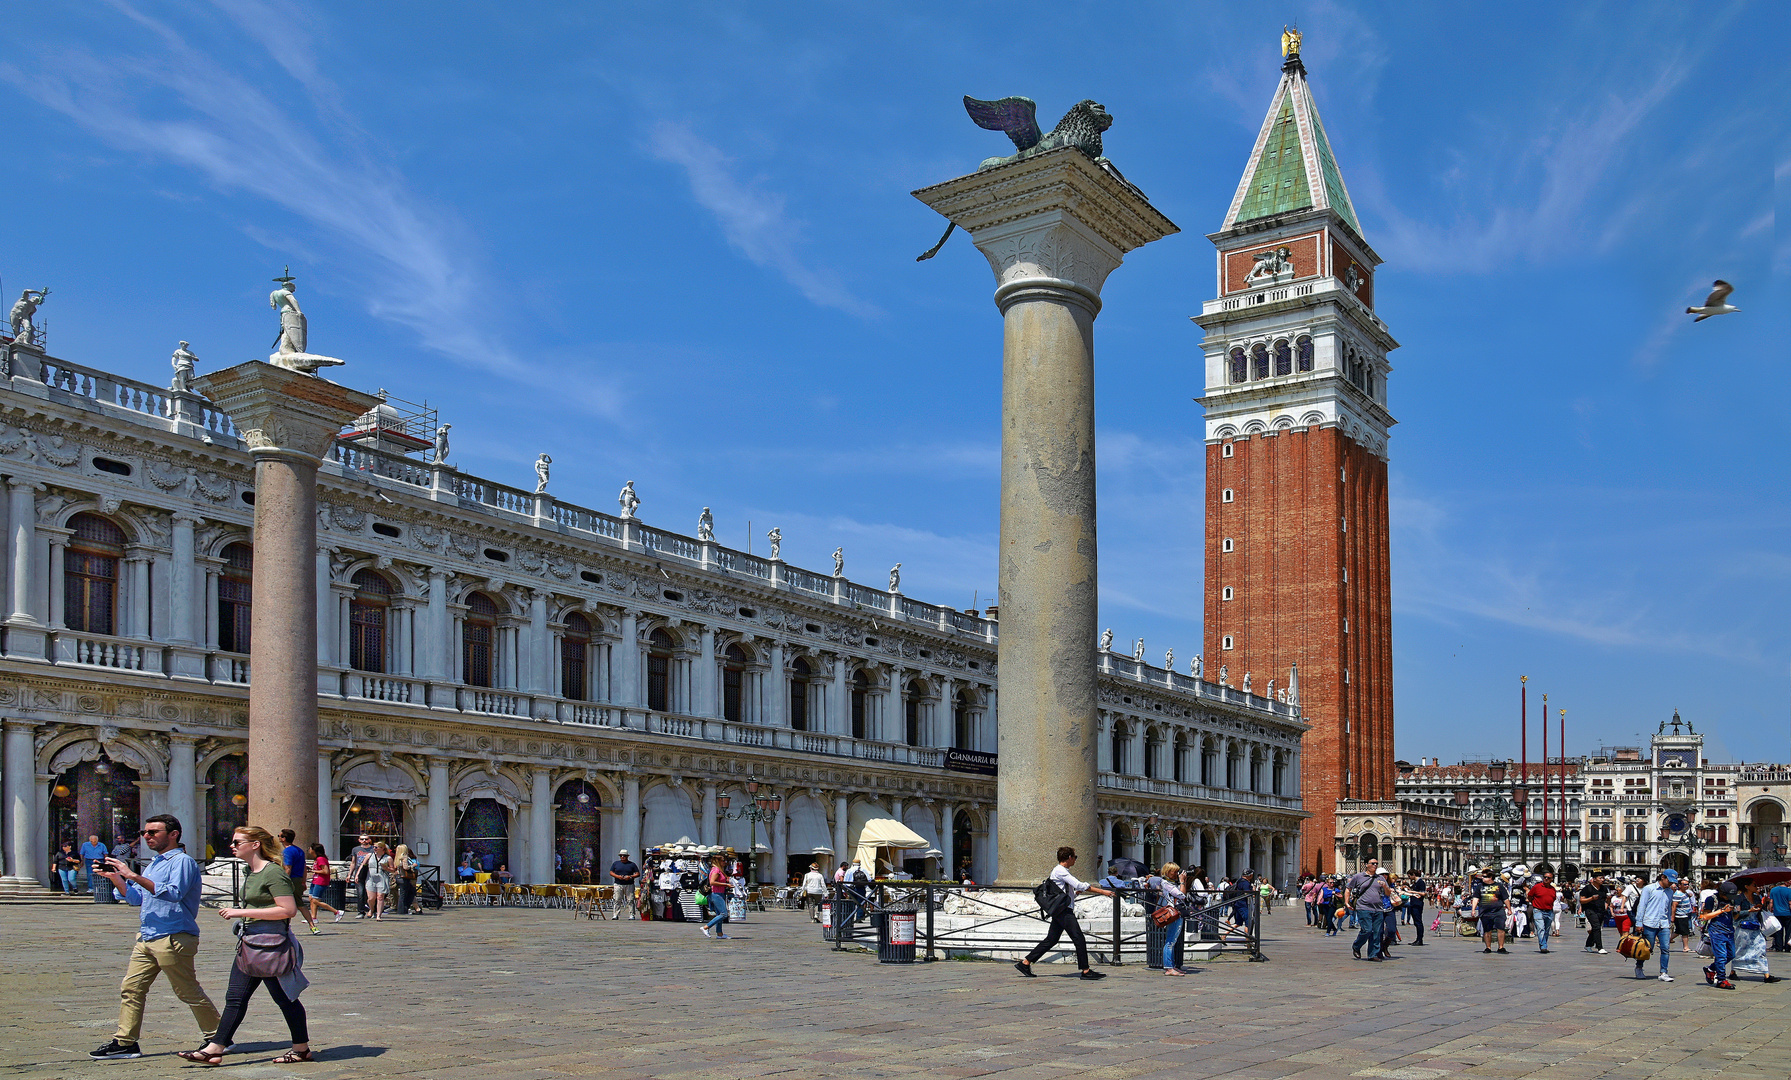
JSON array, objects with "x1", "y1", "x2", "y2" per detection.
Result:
[
  {"x1": 0, "y1": 2, "x2": 625, "y2": 419},
  {"x1": 647, "y1": 122, "x2": 881, "y2": 319}
]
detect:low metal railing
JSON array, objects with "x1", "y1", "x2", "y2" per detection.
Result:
[{"x1": 824, "y1": 881, "x2": 1264, "y2": 964}]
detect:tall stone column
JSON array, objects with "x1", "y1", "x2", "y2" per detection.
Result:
[
  {"x1": 915, "y1": 147, "x2": 1176, "y2": 884},
  {"x1": 194, "y1": 363, "x2": 377, "y2": 848},
  {"x1": 616, "y1": 610, "x2": 639, "y2": 707},
  {"x1": 2, "y1": 719, "x2": 41, "y2": 882},
  {"x1": 701, "y1": 782, "x2": 719, "y2": 846},
  {"x1": 620, "y1": 775, "x2": 641, "y2": 861},
  {"x1": 833, "y1": 793, "x2": 849, "y2": 864},
  {"x1": 697, "y1": 626, "x2": 717, "y2": 718},
  {"x1": 5, "y1": 479, "x2": 45, "y2": 660},
  {"x1": 316, "y1": 751, "x2": 335, "y2": 856},
  {"x1": 426, "y1": 757, "x2": 453, "y2": 872},
  {"x1": 530, "y1": 766, "x2": 553, "y2": 885},
  {"x1": 167, "y1": 736, "x2": 199, "y2": 847}
]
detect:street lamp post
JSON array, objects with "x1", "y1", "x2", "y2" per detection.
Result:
[
  {"x1": 1143, "y1": 815, "x2": 1167, "y2": 868},
  {"x1": 717, "y1": 778, "x2": 782, "y2": 885}
]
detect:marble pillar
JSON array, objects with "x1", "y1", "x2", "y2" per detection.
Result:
[
  {"x1": 168, "y1": 514, "x2": 205, "y2": 679},
  {"x1": 698, "y1": 627, "x2": 717, "y2": 718},
  {"x1": 426, "y1": 757, "x2": 453, "y2": 872},
  {"x1": 701, "y1": 782, "x2": 718, "y2": 846},
  {"x1": 5, "y1": 479, "x2": 45, "y2": 660},
  {"x1": 167, "y1": 736, "x2": 199, "y2": 849},
  {"x1": 423, "y1": 570, "x2": 450, "y2": 683},
  {"x1": 914, "y1": 148, "x2": 1176, "y2": 885},
  {"x1": 617, "y1": 610, "x2": 639, "y2": 707},
  {"x1": 317, "y1": 752, "x2": 335, "y2": 857},
  {"x1": 832, "y1": 793, "x2": 849, "y2": 864},
  {"x1": 621, "y1": 775, "x2": 641, "y2": 860},
  {"x1": 194, "y1": 362, "x2": 378, "y2": 849},
  {"x1": 530, "y1": 767, "x2": 553, "y2": 885},
  {"x1": 3, "y1": 719, "x2": 41, "y2": 882}
]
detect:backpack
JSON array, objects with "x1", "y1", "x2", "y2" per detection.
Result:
[{"x1": 1034, "y1": 878, "x2": 1068, "y2": 918}]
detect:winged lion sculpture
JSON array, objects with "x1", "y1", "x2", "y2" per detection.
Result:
[{"x1": 918, "y1": 96, "x2": 1132, "y2": 261}]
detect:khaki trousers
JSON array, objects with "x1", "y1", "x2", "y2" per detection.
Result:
[{"x1": 115, "y1": 933, "x2": 220, "y2": 1044}]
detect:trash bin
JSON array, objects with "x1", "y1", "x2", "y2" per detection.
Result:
[
  {"x1": 1146, "y1": 916, "x2": 1170, "y2": 969},
  {"x1": 820, "y1": 901, "x2": 835, "y2": 941},
  {"x1": 327, "y1": 879, "x2": 348, "y2": 911},
  {"x1": 94, "y1": 879, "x2": 118, "y2": 904},
  {"x1": 879, "y1": 911, "x2": 917, "y2": 964}
]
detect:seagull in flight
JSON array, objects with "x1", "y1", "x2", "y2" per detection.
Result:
[{"x1": 1686, "y1": 280, "x2": 1739, "y2": 322}]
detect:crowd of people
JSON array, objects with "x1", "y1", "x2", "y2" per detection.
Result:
[{"x1": 1292, "y1": 861, "x2": 1789, "y2": 989}]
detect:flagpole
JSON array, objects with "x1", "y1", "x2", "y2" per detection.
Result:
[{"x1": 1541, "y1": 692, "x2": 1550, "y2": 869}]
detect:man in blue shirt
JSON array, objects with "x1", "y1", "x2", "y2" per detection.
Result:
[
  {"x1": 1633, "y1": 869, "x2": 1675, "y2": 981},
  {"x1": 88, "y1": 814, "x2": 220, "y2": 1060},
  {"x1": 78, "y1": 833, "x2": 108, "y2": 891},
  {"x1": 1769, "y1": 880, "x2": 1791, "y2": 953}
]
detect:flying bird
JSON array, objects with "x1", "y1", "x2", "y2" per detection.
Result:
[{"x1": 1686, "y1": 280, "x2": 1739, "y2": 322}]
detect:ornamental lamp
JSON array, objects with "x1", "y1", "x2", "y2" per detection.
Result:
[
  {"x1": 576, "y1": 789, "x2": 592, "y2": 806},
  {"x1": 768, "y1": 794, "x2": 783, "y2": 813},
  {"x1": 232, "y1": 793, "x2": 248, "y2": 808},
  {"x1": 717, "y1": 793, "x2": 732, "y2": 811},
  {"x1": 52, "y1": 783, "x2": 70, "y2": 798},
  {"x1": 1454, "y1": 789, "x2": 1471, "y2": 806},
  {"x1": 1512, "y1": 785, "x2": 1529, "y2": 805},
  {"x1": 745, "y1": 779, "x2": 760, "y2": 795},
  {"x1": 1488, "y1": 762, "x2": 1507, "y2": 785}
]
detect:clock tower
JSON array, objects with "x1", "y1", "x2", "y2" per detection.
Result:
[{"x1": 1193, "y1": 34, "x2": 1399, "y2": 874}]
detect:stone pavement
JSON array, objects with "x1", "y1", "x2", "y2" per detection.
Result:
[{"x1": 2, "y1": 903, "x2": 1788, "y2": 1079}]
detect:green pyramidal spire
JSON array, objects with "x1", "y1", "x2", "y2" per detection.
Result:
[{"x1": 1222, "y1": 48, "x2": 1362, "y2": 238}]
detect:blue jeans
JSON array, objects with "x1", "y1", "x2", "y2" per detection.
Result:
[
  {"x1": 1353, "y1": 910, "x2": 1384, "y2": 958},
  {"x1": 704, "y1": 895, "x2": 728, "y2": 933},
  {"x1": 1163, "y1": 916, "x2": 1183, "y2": 969},
  {"x1": 57, "y1": 868, "x2": 76, "y2": 891},
  {"x1": 1708, "y1": 933, "x2": 1733, "y2": 981},
  {"x1": 1640, "y1": 926, "x2": 1668, "y2": 974},
  {"x1": 1534, "y1": 910, "x2": 1555, "y2": 950}
]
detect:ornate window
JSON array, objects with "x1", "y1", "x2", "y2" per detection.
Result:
[
  {"x1": 789, "y1": 656, "x2": 811, "y2": 731},
  {"x1": 1173, "y1": 733, "x2": 1189, "y2": 783},
  {"x1": 1229, "y1": 348, "x2": 1247, "y2": 384},
  {"x1": 1110, "y1": 722, "x2": 1130, "y2": 774},
  {"x1": 723, "y1": 643, "x2": 748, "y2": 722},
  {"x1": 1252, "y1": 344, "x2": 1270, "y2": 380},
  {"x1": 65, "y1": 513, "x2": 124, "y2": 635},
  {"x1": 1143, "y1": 729, "x2": 1161, "y2": 779},
  {"x1": 218, "y1": 542, "x2": 253, "y2": 653},
  {"x1": 560, "y1": 612, "x2": 590, "y2": 700},
  {"x1": 1249, "y1": 747, "x2": 1264, "y2": 792},
  {"x1": 1272, "y1": 752, "x2": 1286, "y2": 795},
  {"x1": 349, "y1": 570, "x2": 392, "y2": 673},
  {"x1": 1274, "y1": 339, "x2": 1292, "y2": 376},
  {"x1": 646, "y1": 628, "x2": 674, "y2": 712},
  {"x1": 1201, "y1": 737, "x2": 1217, "y2": 786},
  {"x1": 850, "y1": 670, "x2": 869, "y2": 739},
  {"x1": 1226, "y1": 744, "x2": 1241, "y2": 788},
  {"x1": 952, "y1": 690, "x2": 972, "y2": 750},
  {"x1": 462, "y1": 591, "x2": 497, "y2": 687},
  {"x1": 1296, "y1": 336, "x2": 1314, "y2": 372}
]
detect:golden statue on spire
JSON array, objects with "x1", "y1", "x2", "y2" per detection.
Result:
[{"x1": 1282, "y1": 25, "x2": 1302, "y2": 58}]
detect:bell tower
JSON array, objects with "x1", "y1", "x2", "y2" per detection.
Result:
[{"x1": 1193, "y1": 32, "x2": 1398, "y2": 874}]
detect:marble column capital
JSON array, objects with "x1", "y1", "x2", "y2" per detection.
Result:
[{"x1": 192, "y1": 361, "x2": 380, "y2": 463}]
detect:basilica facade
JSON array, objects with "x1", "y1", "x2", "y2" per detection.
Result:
[{"x1": 0, "y1": 334, "x2": 1306, "y2": 890}]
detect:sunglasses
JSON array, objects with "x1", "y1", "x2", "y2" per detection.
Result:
[{"x1": 140, "y1": 828, "x2": 166, "y2": 836}]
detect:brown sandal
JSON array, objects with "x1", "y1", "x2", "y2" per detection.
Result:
[
  {"x1": 176, "y1": 1049, "x2": 224, "y2": 1065},
  {"x1": 271, "y1": 1049, "x2": 314, "y2": 1063}
]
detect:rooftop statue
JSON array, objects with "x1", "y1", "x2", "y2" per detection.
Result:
[
  {"x1": 267, "y1": 268, "x2": 343, "y2": 374},
  {"x1": 170, "y1": 341, "x2": 198, "y2": 392},
  {"x1": 1132, "y1": 638, "x2": 1144, "y2": 662},
  {"x1": 1099, "y1": 628, "x2": 1114, "y2": 652},
  {"x1": 832, "y1": 547, "x2": 844, "y2": 577},
  {"x1": 889, "y1": 563, "x2": 901, "y2": 593},
  {"x1": 618, "y1": 480, "x2": 640, "y2": 520},
  {"x1": 432, "y1": 424, "x2": 451, "y2": 465},
  {"x1": 917, "y1": 96, "x2": 1129, "y2": 261},
  {"x1": 766, "y1": 527, "x2": 782, "y2": 561},
  {"x1": 1165, "y1": 648, "x2": 1174, "y2": 672},
  {"x1": 697, "y1": 507, "x2": 715, "y2": 542},
  {"x1": 534, "y1": 453, "x2": 552, "y2": 494},
  {"x1": 1282, "y1": 25, "x2": 1303, "y2": 57},
  {"x1": 9, "y1": 287, "x2": 47, "y2": 346}
]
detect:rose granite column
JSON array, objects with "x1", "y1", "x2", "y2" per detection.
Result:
[
  {"x1": 194, "y1": 361, "x2": 377, "y2": 849},
  {"x1": 914, "y1": 147, "x2": 1175, "y2": 885}
]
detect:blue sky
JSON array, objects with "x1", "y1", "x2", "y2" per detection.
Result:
[{"x1": 1, "y1": 2, "x2": 1783, "y2": 765}]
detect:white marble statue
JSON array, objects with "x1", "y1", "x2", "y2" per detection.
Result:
[
  {"x1": 267, "y1": 270, "x2": 342, "y2": 373},
  {"x1": 832, "y1": 547, "x2": 844, "y2": 576},
  {"x1": 1100, "y1": 628, "x2": 1114, "y2": 652},
  {"x1": 1192, "y1": 654, "x2": 1202, "y2": 679},
  {"x1": 1133, "y1": 638, "x2": 1144, "y2": 662},
  {"x1": 534, "y1": 453, "x2": 552, "y2": 493},
  {"x1": 8, "y1": 288, "x2": 46, "y2": 346},
  {"x1": 618, "y1": 481, "x2": 640, "y2": 520},
  {"x1": 1218, "y1": 664, "x2": 1228, "y2": 686},
  {"x1": 432, "y1": 424, "x2": 451, "y2": 465},
  {"x1": 1266, "y1": 678, "x2": 1275, "y2": 700},
  {"x1": 1244, "y1": 245, "x2": 1294, "y2": 284},
  {"x1": 697, "y1": 507, "x2": 715, "y2": 542},
  {"x1": 767, "y1": 527, "x2": 782, "y2": 561},
  {"x1": 889, "y1": 563, "x2": 901, "y2": 592},
  {"x1": 170, "y1": 341, "x2": 198, "y2": 392},
  {"x1": 1242, "y1": 671, "x2": 1252, "y2": 693},
  {"x1": 1164, "y1": 648, "x2": 1174, "y2": 672}
]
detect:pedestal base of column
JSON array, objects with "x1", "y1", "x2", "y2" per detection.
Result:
[
  {"x1": 167, "y1": 645, "x2": 207, "y2": 682},
  {"x1": 3, "y1": 621, "x2": 47, "y2": 661}
]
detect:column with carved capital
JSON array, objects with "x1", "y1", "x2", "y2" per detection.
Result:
[
  {"x1": 168, "y1": 514, "x2": 205, "y2": 680},
  {"x1": 167, "y1": 735, "x2": 199, "y2": 848},
  {"x1": 4, "y1": 479, "x2": 45, "y2": 660},
  {"x1": 426, "y1": 756, "x2": 453, "y2": 873},
  {"x1": 2, "y1": 719, "x2": 41, "y2": 882},
  {"x1": 530, "y1": 766, "x2": 553, "y2": 885},
  {"x1": 194, "y1": 362, "x2": 378, "y2": 849},
  {"x1": 914, "y1": 147, "x2": 1176, "y2": 884}
]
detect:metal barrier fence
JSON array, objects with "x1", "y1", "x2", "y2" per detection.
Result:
[{"x1": 823, "y1": 881, "x2": 1264, "y2": 964}]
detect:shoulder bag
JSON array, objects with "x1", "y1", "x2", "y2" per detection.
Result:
[
  {"x1": 1033, "y1": 878, "x2": 1068, "y2": 919},
  {"x1": 1616, "y1": 929, "x2": 1652, "y2": 963},
  {"x1": 233, "y1": 876, "x2": 296, "y2": 979}
]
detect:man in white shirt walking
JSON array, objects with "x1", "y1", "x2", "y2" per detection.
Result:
[{"x1": 1015, "y1": 847, "x2": 1113, "y2": 981}]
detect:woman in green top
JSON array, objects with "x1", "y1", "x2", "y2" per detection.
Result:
[{"x1": 177, "y1": 826, "x2": 312, "y2": 1065}]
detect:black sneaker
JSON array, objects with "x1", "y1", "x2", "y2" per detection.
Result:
[
  {"x1": 1483, "y1": 947, "x2": 1492, "y2": 953},
  {"x1": 90, "y1": 1040, "x2": 142, "y2": 1060},
  {"x1": 1078, "y1": 970, "x2": 1107, "y2": 980},
  {"x1": 1496, "y1": 948, "x2": 1509, "y2": 954},
  {"x1": 1014, "y1": 961, "x2": 1035, "y2": 977}
]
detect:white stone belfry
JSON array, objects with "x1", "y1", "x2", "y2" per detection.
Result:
[{"x1": 914, "y1": 146, "x2": 1176, "y2": 885}]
